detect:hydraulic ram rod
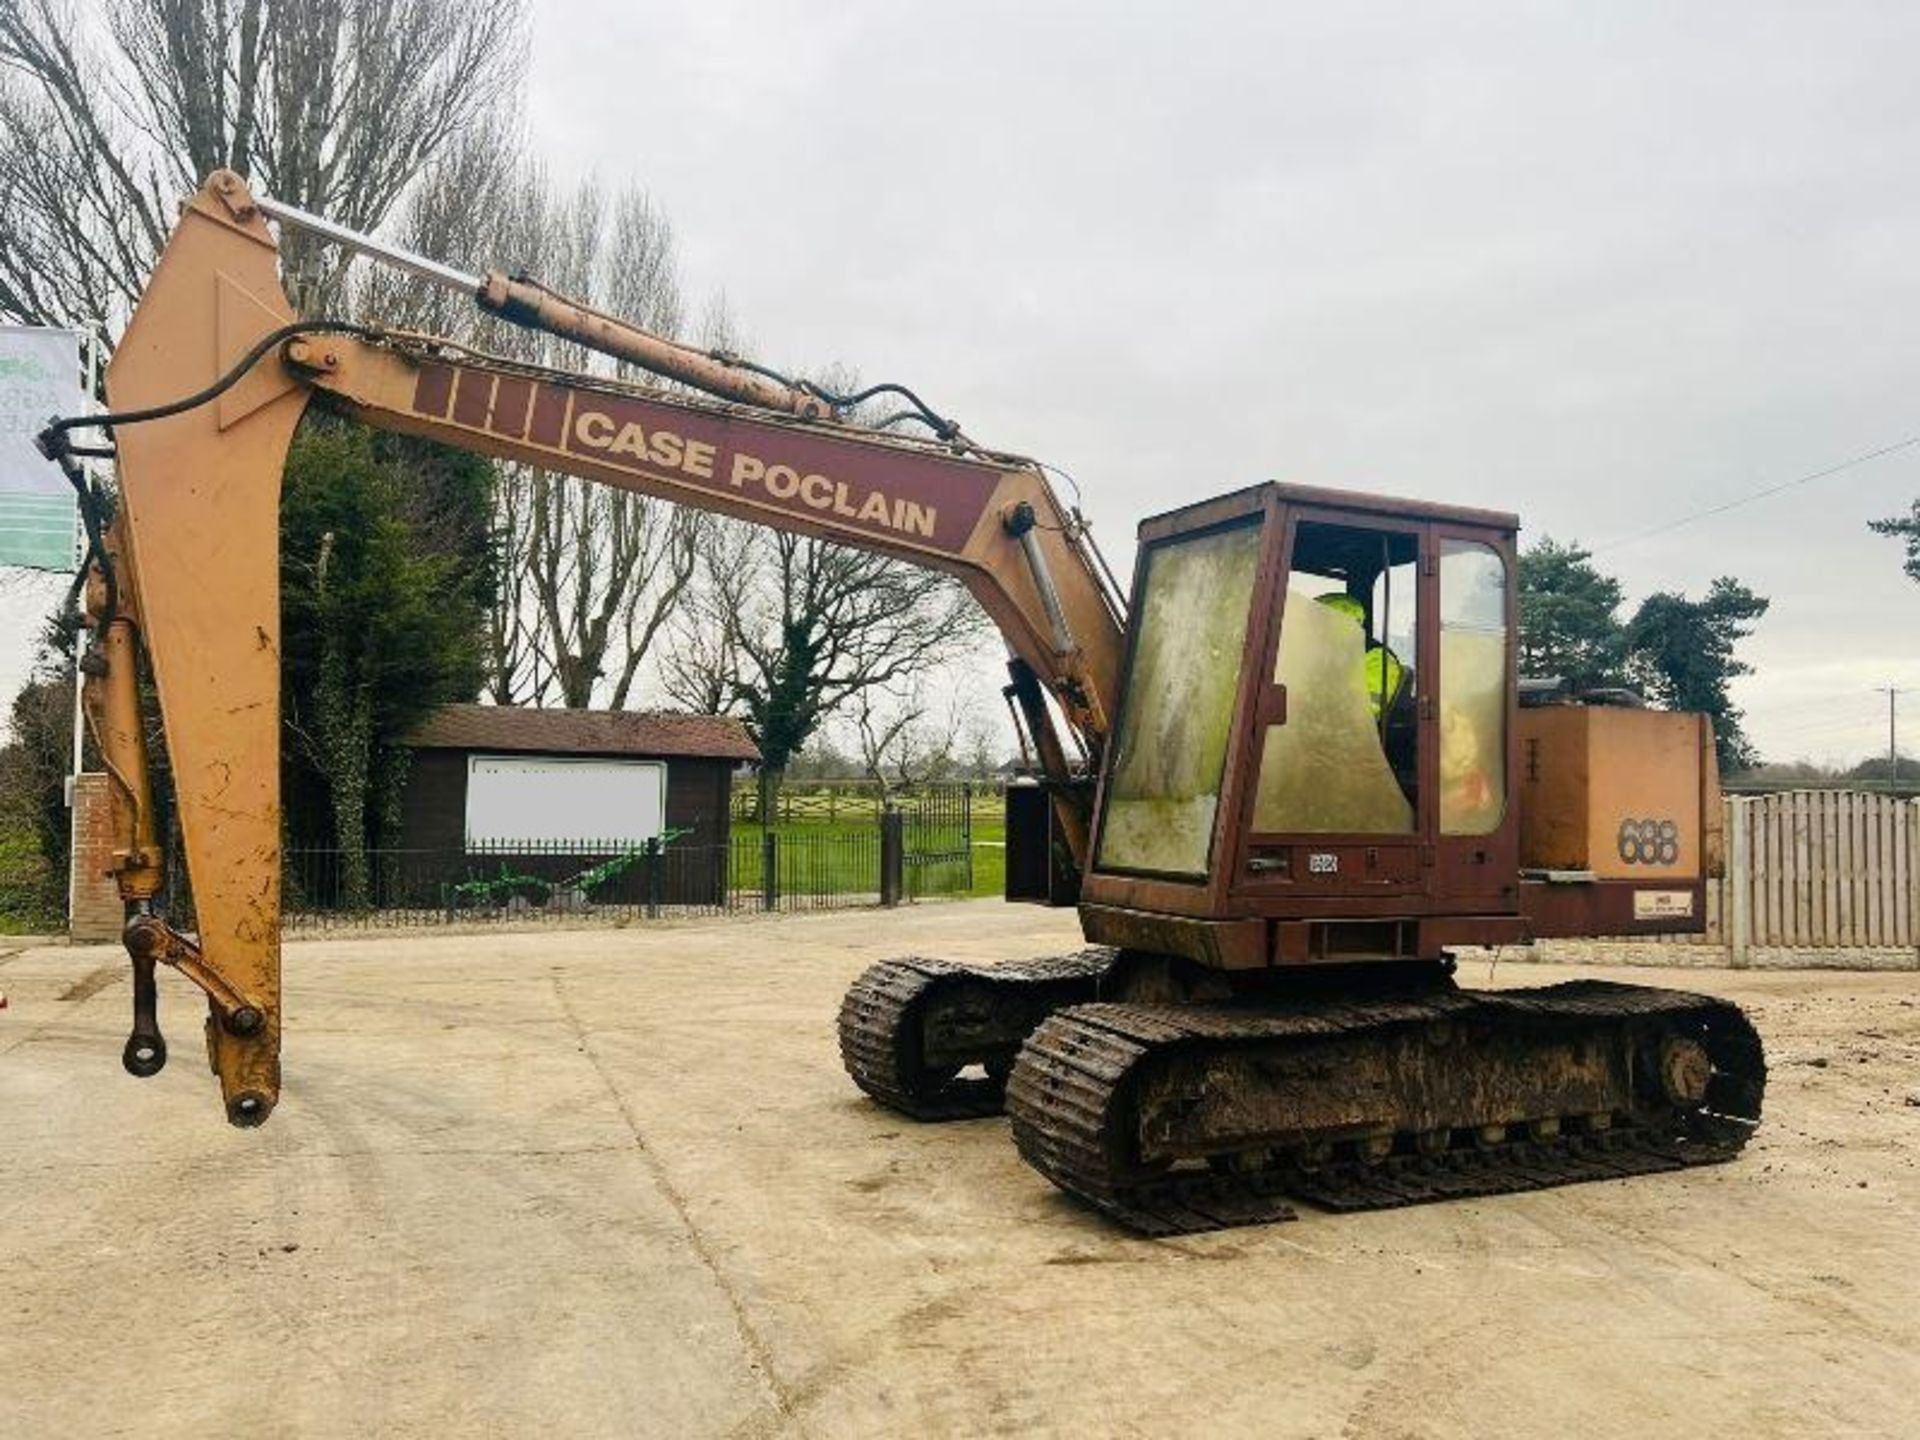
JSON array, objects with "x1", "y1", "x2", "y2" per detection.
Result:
[
  {"x1": 252, "y1": 192, "x2": 830, "y2": 418},
  {"x1": 253, "y1": 193, "x2": 484, "y2": 294}
]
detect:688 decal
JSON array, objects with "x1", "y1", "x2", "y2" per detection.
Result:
[{"x1": 1616, "y1": 817, "x2": 1680, "y2": 866}]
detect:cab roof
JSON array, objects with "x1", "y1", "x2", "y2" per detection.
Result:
[{"x1": 1137, "y1": 481, "x2": 1520, "y2": 545}]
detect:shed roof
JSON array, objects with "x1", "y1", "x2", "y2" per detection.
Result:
[{"x1": 406, "y1": 704, "x2": 760, "y2": 762}]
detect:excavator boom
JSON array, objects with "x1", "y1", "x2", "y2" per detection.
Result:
[{"x1": 73, "y1": 172, "x2": 1122, "y2": 1123}]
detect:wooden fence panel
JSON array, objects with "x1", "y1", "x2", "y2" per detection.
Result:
[
  {"x1": 1728, "y1": 792, "x2": 1918, "y2": 949},
  {"x1": 1853, "y1": 792, "x2": 1868, "y2": 945},
  {"x1": 1898, "y1": 803, "x2": 1914, "y2": 942},
  {"x1": 1764, "y1": 794, "x2": 1780, "y2": 944},
  {"x1": 1827, "y1": 792, "x2": 1845, "y2": 947},
  {"x1": 1880, "y1": 798, "x2": 1898, "y2": 943},
  {"x1": 1791, "y1": 793, "x2": 1803, "y2": 944},
  {"x1": 1821, "y1": 792, "x2": 1838, "y2": 941},
  {"x1": 1843, "y1": 793, "x2": 1861, "y2": 947},
  {"x1": 1843, "y1": 795, "x2": 1857, "y2": 939},
  {"x1": 1768, "y1": 796, "x2": 1785, "y2": 944}
]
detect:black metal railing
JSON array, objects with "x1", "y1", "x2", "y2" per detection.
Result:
[
  {"x1": 732, "y1": 778, "x2": 980, "y2": 829},
  {"x1": 278, "y1": 821, "x2": 958, "y2": 930}
]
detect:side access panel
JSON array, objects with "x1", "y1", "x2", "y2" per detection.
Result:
[
  {"x1": 1005, "y1": 781, "x2": 1084, "y2": 906},
  {"x1": 1517, "y1": 706, "x2": 1718, "y2": 938}
]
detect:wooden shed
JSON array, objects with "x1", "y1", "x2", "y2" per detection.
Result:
[{"x1": 395, "y1": 704, "x2": 760, "y2": 906}]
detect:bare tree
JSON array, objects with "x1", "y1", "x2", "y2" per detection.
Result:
[
  {"x1": 521, "y1": 450, "x2": 704, "y2": 708},
  {"x1": 0, "y1": 0, "x2": 524, "y2": 899},
  {"x1": 850, "y1": 687, "x2": 927, "y2": 803},
  {"x1": 0, "y1": 0, "x2": 526, "y2": 337},
  {"x1": 664, "y1": 524, "x2": 992, "y2": 813},
  {"x1": 846, "y1": 679, "x2": 1006, "y2": 797},
  {"x1": 657, "y1": 355, "x2": 995, "y2": 807},
  {"x1": 658, "y1": 522, "x2": 753, "y2": 716},
  {"x1": 502, "y1": 181, "x2": 706, "y2": 709},
  {"x1": 848, "y1": 683, "x2": 966, "y2": 801},
  {"x1": 379, "y1": 146, "x2": 708, "y2": 708}
]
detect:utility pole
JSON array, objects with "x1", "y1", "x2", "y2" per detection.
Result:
[{"x1": 1875, "y1": 686, "x2": 1913, "y2": 793}]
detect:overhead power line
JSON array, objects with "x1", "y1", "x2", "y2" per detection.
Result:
[
  {"x1": 1762, "y1": 716, "x2": 1885, "y2": 743},
  {"x1": 1592, "y1": 433, "x2": 1920, "y2": 555},
  {"x1": 1757, "y1": 691, "x2": 1880, "y2": 718}
]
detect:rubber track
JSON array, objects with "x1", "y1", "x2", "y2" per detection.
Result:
[
  {"x1": 837, "y1": 950, "x2": 1117, "y2": 1121},
  {"x1": 1006, "y1": 980, "x2": 1766, "y2": 1236}
]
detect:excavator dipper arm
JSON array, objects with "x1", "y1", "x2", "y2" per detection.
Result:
[{"x1": 74, "y1": 172, "x2": 1123, "y2": 1124}]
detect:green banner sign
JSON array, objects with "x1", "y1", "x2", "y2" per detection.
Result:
[{"x1": 0, "y1": 326, "x2": 81, "y2": 571}]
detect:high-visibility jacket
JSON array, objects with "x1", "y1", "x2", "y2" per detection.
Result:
[{"x1": 1315, "y1": 593, "x2": 1405, "y2": 720}]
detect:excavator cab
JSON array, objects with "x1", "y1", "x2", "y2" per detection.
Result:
[{"x1": 1074, "y1": 483, "x2": 1525, "y2": 966}]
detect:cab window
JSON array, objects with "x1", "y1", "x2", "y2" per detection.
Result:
[
  {"x1": 1438, "y1": 539, "x2": 1508, "y2": 835},
  {"x1": 1252, "y1": 522, "x2": 1418, "y2": 835},
  {"x1": 1095, "y1": 520, "x2": 1262, "y2": 878}
]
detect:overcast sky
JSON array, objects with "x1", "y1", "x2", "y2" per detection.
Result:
[
  {"x1": 4, "y1": 1, "x2": 1913, "y2": 766},
  {"x1": 517, "y1": 0, "x2": 1920, "y2": 764}
]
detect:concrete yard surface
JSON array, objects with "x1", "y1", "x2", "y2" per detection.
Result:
[{"x1": 3, "y1": 902, "x2": 1917, "y2": 1439}]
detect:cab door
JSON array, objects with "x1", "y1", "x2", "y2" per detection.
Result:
[{"x1": 1233, "y1": 509, "x2": 1431, "y2": 901}]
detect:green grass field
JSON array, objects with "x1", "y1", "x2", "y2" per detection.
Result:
[
  {"x1": 723, "y1": 815, "x2": 1004, "y2": 901},
  {"x1": 966, "y1": 818, "x2": 1005, "y2": 899}
]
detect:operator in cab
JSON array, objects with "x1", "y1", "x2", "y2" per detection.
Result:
[{"x1": 1315, "y1": 591, "x2": 1404, "y2": 723}]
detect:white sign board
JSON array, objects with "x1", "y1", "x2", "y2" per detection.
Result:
[
  {"x1": 1632, "y1": 889, "x2": 1695, "y2": 920},
  {"x1": 0, "y1": 326, "x2": 81, "y2": 570},
  {"x1": 464, "y1": 754, "x2": 667, "y2": 850}
]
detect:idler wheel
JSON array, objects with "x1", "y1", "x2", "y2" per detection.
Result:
[{"x1": 1660, "y1": 1037, "x2": 1713, "y2": 1106}]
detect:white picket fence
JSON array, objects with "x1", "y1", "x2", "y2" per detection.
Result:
[{"x1": 1599, "y1": 791, "x2": 1918, "y2": 964}]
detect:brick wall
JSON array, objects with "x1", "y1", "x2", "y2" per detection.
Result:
[{"x1": 69, "y1": 772, "x2": 123, "y2": 942}]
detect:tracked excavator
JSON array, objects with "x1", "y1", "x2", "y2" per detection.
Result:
[{"x1": 40, "y1": 173, "x2": 1764, "y2": 1233}]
